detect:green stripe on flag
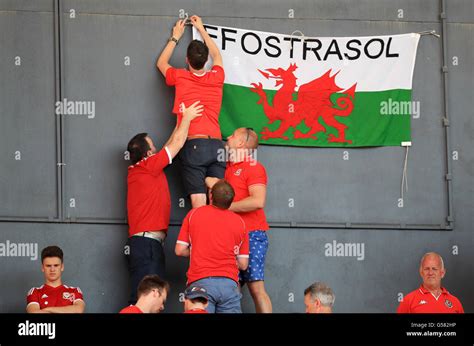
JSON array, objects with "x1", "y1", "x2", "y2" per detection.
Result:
[{"x1": 219, "y1": 83, "x2": 412, "y2": 147}]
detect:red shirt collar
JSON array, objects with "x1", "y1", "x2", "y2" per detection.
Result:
[{"x1": 419, "y1": 284, "x2": 447, "y2": 295}]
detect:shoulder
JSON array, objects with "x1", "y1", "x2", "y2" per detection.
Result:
[
  {"x1": 27, "y1": 285, "x2": 43, "y2": 296},
  {"x1": 63, "y1": 285, "x2": 83, "y2": 294},
  {"x1": 211, "y1": 65, "x2": 224, "y2": 73},
  {"x1": 402, "y1": 288, "x2": 420, "y2": 302},
  {"x1": 247, "y1": 160, "x2": 266, "y2": 173}
]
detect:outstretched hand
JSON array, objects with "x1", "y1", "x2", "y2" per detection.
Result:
[
  {"x1": 172, "y1": 19, "x2": 186, "y2": 40},
  {"x1": 182, "y1": 101, "x2": 204, "y2": 121},
  {"x1": 190, "y1": 15, "x2": 205, "y2": 31}
]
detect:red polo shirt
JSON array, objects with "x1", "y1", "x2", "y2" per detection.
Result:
[
  {"x1": 397, "y1": 285, "x2": 464, "y2": 313},
  {"x1": 177, "y1": 205, "x2": 249, "y2": 285},
  {"x1": 119, "y1": 305, "x2": 144, "y2": 314},
  {"x1": 165, "y1": 66, "x2": 224, "y2": 139},
  {"x1": 27, "y1": 284, "x2": 84, "y2": 309},
  {"x1": 225, "y1": 159, "x2": 269, "y2": 232},
  {"x1": 127, "y1": 148, "x2": 172, "y2": 236}
]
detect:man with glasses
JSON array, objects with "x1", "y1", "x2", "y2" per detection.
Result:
[{"x1": 206, "y1": 127, "x2": 272, "y2": 313}]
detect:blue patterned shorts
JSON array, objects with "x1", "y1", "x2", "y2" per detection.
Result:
[{"x1": 239, "y1": 230, "x2": 269, "y2": 282}]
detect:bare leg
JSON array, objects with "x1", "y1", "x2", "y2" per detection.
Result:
[
  {"x1": 190, "y1": 193, "x2": 207, "y2": 208},
  {"x1": 247, "y1": 280, "x2": 272, "y2": 313}
]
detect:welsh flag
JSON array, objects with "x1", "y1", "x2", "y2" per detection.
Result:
[{"x1": 194, "y1": 25, "x2": 420, "y2": 147}]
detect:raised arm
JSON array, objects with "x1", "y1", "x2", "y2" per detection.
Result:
[
  {"x1": 190, "y1": 15, "x2": 223, "y2": 67},
  {"x1": 165, "y1": 101, "x2": 203, "y2": 158},
  {"x1": 157, "y1": 19, "x2": 186, "y2": 76}
]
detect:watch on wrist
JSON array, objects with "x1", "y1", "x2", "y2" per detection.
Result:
[{"x1": 169, "y1": 37, "x2": 179, "y2": 44}]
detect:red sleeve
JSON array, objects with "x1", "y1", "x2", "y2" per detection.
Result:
[
  {"x1": 177, "y1": 210, "x2": 193, "y2": 246},
  {"x1": 73, "y1": 287, "x2": 84, "y2": 302},
  {"x1": 165, "y1": 67, "x2": 177, "y2": 86},
  {"x1": 396, "y1": 294, "x2": 411, "y2": 313},
  {"x1": 145, "y1": 148, "x2": 172, "y2": 173},
  {"x1": 26, "y1": 287, "x2": 40, "y2": 306},
  {"x1": 246, "y1": 163, "x2": 267, "y2": 187},
  {"x1": 237, "y1": 218, "x2": 249, "y2": 257},
  {"x1": 211, "y1": 65, "x2": 225, "y2": 84},
  {"x1": 455, "y1": 298, "x2": 464, "y2": 313}
]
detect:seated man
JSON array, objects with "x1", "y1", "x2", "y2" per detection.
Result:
[
  {"x1": 175, "y1": 180, "x2": 249, "y2": 313},
  {"x1": 26, "y1": 246, "x2": 85, "y2": 313},
  {"x1": 397, "y1": 252, "x2": 464, "y2": 313},
  {"x1": 120, "y1": 275, "x2": 169, "y2": 314},
  {"x1": 304, "y1": 282, "x2": 335, "y2": 313},
  {"x1": 184, "y1": 285, "x2": 209, "y2": 314}
]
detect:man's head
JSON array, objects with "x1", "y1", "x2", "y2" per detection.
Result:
[
  {"x1": 419, "y1": 252, "x2": 445, "y2": 291},
  {"x1": 226, "y1": 127, "x2": 259, "y2": 151},
  {"x1": 304, "y1": 282, "x2": 335, "y2": 313},
  {"x1": 186, "y1": 40, "x2": 209, "y2": 70},
  {"x1": 127, "y1": 133, "x2": 157, "y2": 165},
  {"x1": 41, "y1": 246, "x2": 64, "y2": 283},
  {"x1": 210, "y1": 179, "x2": 235, "y2": 209},
  {"x1": 136, "y1": 275, "x2": 170, "y2": 313},
  {"x1": 184, "y1": 285, "x2": 209, "y2": 311}
]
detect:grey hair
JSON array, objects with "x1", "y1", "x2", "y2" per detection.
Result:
[
  {"x1": 420, "y1": 252, "x2": 445, "y2": 270},
  {"x1": 304, "y1": 282, "x2": 335, "y2": 307}
]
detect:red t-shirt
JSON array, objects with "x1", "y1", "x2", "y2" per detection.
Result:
[
  {"x1": 397, "y1": 285, "x2": 464, "y2": 313},
  {"x1": 165, "y1": 66, "x2": 225, "y2": 139},
  {"x1": 177, "y1": 205, "x2": 249, "y2": 284},
  {"x1": 27, "y1": 284, "x2": 84, "y2": 309},
  {"x1": 225, "y1": 159, "x2": 269, "y2": 232},
  {"x1": 120, "y1": 305, "x2": 144, "y2": 314},
  {"x1": 127, "y1": 148, "x2": 172, "y2": 236},
  {"x1": 184, "y1": 308, "x2": 208, "y2": 314}
]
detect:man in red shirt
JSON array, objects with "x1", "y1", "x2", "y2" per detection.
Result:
[
  {"x1": 184, "y1": 285, "x2": 209, "y2": 314},
  {"x1": 207, "y1": 128, "x2": 272, "y2": 313},
  {"x1": 126, "y1": 102, "x2": 202, "y2": 304},
  {"x1": 120, "y1": 275, "x2": 169, "y2": 314},
  {"x1": 26, "y1": 246, "x2": 85, "y2": 313},
  {"x1": 175, "y1": 180, "x2": 249, "y2": 313},
  {"x1": 157, "y1": 15, "x2": 226, "y2": 209},
  {"x1": 397, "y1": 252, "x2": 464, "y2": 313}
]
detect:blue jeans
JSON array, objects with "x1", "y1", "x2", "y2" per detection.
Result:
[{"x1": 190, "y1": 277, "x2": 242, "y2": 313}]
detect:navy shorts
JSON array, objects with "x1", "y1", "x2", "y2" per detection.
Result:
[
  {"x1": 239, "y1": 230, "x2": 269, "y2": 283},
  {"x1": 178, "y1": 138, "x2": 226, "y2": 195}
]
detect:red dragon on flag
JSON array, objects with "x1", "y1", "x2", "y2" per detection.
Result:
[{"x1": 250, "y1": 64, "x2": 357, "y2": 143}]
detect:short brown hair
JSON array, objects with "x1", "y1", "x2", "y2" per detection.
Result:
[
  {"x1": 211, "y1": 180, "x2": 235, "y2": 209},
  {"x1": 137, "y1": 275, "x2": 170, "y2": 299},
  {"x1": 187, "y1": 40, "x2": 209, "y2": 70},
  {"x1": 41, "y1": 246, "x2": 64, "y2": 263}
]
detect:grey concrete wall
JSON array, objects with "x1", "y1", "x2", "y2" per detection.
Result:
[{"x1": 0, "y1": 0, "x2": 472, "y2": 313}]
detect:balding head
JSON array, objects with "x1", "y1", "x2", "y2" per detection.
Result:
[
  {"x1": 227, "y1": 127, "x2": 259, "y2": 150},
  {"x1": 419, "y1": 252, "x2": 446, "y2": 291},
  {"x1": 420, "y1": 252, "x2": 444, "y2": 270}
]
